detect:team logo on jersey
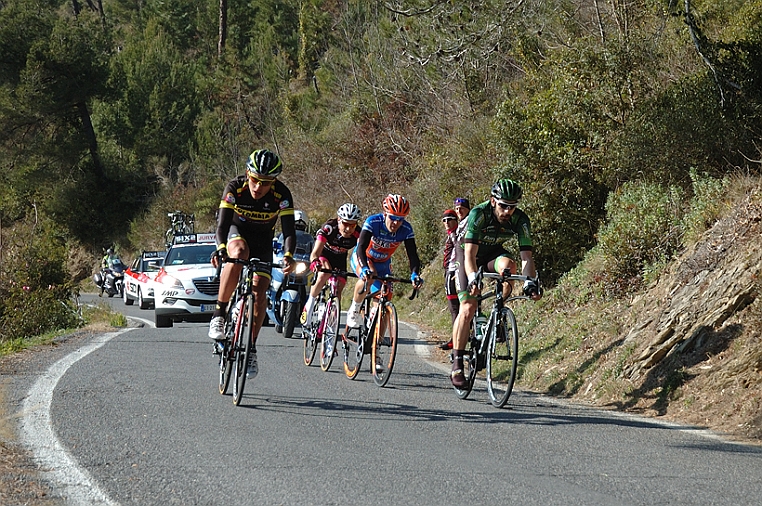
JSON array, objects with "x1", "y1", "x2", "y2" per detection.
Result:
[
  {"x1": 279, "y1": 200, "x2": 291, "y2": 210},
  {"x1": 224, "y1": 192, "x2": 235, "y2": 204}
]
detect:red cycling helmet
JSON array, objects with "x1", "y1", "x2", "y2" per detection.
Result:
[{"x1": 382, "y1": 194, "x2": 411, "y2": 217}]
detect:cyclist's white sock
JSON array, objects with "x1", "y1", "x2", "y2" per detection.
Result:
[
  {"x1": 348, "y1": 300, "x2": 360, "y2": 315},
  {"x1": 303, "y1": 296, "x2": 316, "y2": 324}
]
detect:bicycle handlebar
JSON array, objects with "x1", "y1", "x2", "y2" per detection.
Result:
[
  {"x1": 358, "y1": 274, "x2": 420, "y2": 300},
  {"x1": 213, "y1": 256, "x2": 278, "y2": 281}
]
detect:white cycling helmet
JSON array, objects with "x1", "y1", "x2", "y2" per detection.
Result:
[{"x1": 337, "y1": 203, "x2": 361, "y2": 222}]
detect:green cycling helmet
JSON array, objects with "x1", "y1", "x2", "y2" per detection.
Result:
[
  {"x1": 491, "y1": 179, "x2": 523, "y2": 201},
  {"x1": 246, "y1": 149, "x2": 283, "y2": 178}
]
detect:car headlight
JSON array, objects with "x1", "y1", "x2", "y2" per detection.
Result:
[{"x1": 155, "y1": 272, "x2": 183, "y2": 289}]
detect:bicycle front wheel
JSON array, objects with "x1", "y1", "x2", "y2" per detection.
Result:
[
  {"x1": 219, "y1": 297, "x2": 241, "y2": 394},
  {"x1": 233, "y1": 294, "x2": 255, "y2": 406},
  {"x1": 487, "y1": 307, "x2": 519, "y2": 408},
  {"x1": 319, "y1": 298, "x2": 340, "y2": 371},
  {"x1": 342, "y1": 325, "x2": 365, "y2": 380},
  {"x1": 453, "y1": 324, "x2": 477, "y2": 399},
  {"x1": 303, "y1": 299, "x2": 322, "y2": 366},
  {"x1": 371, "y1": 303, "x2": 398, "y2": 387}
]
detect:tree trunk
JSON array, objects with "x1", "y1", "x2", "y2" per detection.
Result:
[
  {"x1": 76, "y1": 102, "x2": 107, "y2": 181},
  {"x1": 218, "y1": 0, "x2": 227, "y2": 57}
]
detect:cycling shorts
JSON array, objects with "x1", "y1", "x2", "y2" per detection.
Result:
[{"x1": 227, "y1": 224, "x2": 274, "y2": 280}]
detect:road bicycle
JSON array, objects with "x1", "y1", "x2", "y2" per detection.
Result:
[
  {"x1": 342, "y1": 274, "x2": 419, "y2": 387},
  {"x1": 164, "y1": 210, "x2": 195, "y2": 248},
  {"x1": 302, "y1": 268, "x2": 357, "y2": 371},
  {"x1": 453, "y1": 268, "x2": 541, "y2": 408},
  {"x1": 214, "y1": 257, "x2": 276, "y2": 406}
]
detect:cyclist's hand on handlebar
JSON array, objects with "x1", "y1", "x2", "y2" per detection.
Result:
[
  {"x1": 310, "y1": 259, "x2": 321, "y2": 273},
  {"x1": 210, "y1": 246, "x2": 227, "y2": 268},
  {"x1": 360, "y1": 266, "x2": 372, "y2": 281},
  {"x1": 410, "y1": 272, "x2": 423, "y2": 288},
  {"x1": 523, "y1": 280, "x2": 542, "y2": 300},
  {"x1": 281, "y1": 254, "x2": 296, "y2": 274}
]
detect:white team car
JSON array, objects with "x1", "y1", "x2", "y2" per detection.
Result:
[
  {"x1": 123, "y1": 250, "x2": 165, "y2": 309},
  {"x1": 153, "y1": 234, "x2": 219, "y2": 328}
]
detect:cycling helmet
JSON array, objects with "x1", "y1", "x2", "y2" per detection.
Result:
[
  {"x1": 106, "y1": 248, "x2": 114, "y2": 255},
  {"x1": 294, "y1": 210, "x2": 308, "y2": 231},
  {"x1": 491, "y1": 179, "x2": 523, "y2": 201},
  {"x1": 337, "y1": 203, "x2": 362, "y2": 222},
  {"x1": 382, "y1": 194, "x2": 410, "y2": 217},
  {"x1": 246, "y1": 149, "x2": 283, "y2": 178}
]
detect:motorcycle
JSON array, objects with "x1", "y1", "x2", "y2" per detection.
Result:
[
  {"x1": 93, "y1": 256, "x2": 127, "y2": 298},
  {"x1": 266, "y1": 231, "x2": 314, "y2": 339}
]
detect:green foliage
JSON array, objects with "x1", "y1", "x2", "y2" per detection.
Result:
[
  {"x1": 0, "y1": 216, "x2": 82, "y2": 343},
  {"x1": 596, "y1": 181, "x2": 685, "y2": 293},
  {"x1": 681, "y1": 169, "x2": 730, "y2": 243}
]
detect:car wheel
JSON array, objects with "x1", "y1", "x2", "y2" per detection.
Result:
[
  {"x1": 155, "y1": 314, "x2": 173, "y2": 328},
  {"x1": 138, "y1": 288, "x2": 150, "y2": 310},
  {"x1": 124, "y1": 286, "x2": 134, "y2": 306}
]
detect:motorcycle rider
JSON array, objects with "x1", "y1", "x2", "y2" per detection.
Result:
[
  {"x1": 99, "y1": 248, "x2": 120, "y2": 295},
  {"x1": 300, "y1": 203, "x2": 362, "y2": 328},
  {"x1": 208, "y1": 148, "x2": 297, "y2": 380}
]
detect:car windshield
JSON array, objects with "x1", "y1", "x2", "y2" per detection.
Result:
[{"x1": 165, "y1": 244, "x2": 216, "y2": 265}]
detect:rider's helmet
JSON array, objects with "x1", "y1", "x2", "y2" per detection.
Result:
[
  {"x1": 490, "y1": 179, "x2": 523, "y2": 201},
  {"x1": 382, "y1": 194, "x2": 410, "y2": 217},
  {"x1": 106, "y1": 248, "x2": 114, "y2": 255},
  {"x1": 294, "y1": 210, "x2": 308, "y2": 231},
  {"x1": 337, "y1": 203, "x2": 362, "y2": 222},
  {"x1": 246, "y1": 149, "x2": 283, "y2": 178}
]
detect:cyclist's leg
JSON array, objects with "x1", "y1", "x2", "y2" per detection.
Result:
[
  {"x1": 209, "y1": 229, "x2": 247, "y2": 340},
  {"x1": 303, "y1": 256, "x2": 331, "y2": 325},
  {"x1": 486, "y1": 253, "x2": 517, "y2": 297}
]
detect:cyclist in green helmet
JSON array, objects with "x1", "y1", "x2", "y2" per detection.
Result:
[{"x1": 448, "y1": 179, "x2": 542, "y2": 388}]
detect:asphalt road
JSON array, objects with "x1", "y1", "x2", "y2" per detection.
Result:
[{"x1": 19, "y1": 295, "x2": 762, "y2": 505}]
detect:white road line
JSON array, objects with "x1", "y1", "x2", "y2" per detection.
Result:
[{"x1": 20, "y1": 329, "x2": 131, "y2": 506}]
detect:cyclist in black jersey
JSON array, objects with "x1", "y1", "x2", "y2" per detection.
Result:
[
  {"x1": 449, "y1": 179, "x2": 542, "y2": 388},
  {"x1": 300, "y1": 203, "x2": 362, "y2": 328},
  {"x1": 208, "y1": 149, "x2": 297, "y2": 380}
]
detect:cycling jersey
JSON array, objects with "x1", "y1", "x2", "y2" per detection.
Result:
[
  {"x1": 216, "y1": 175, "x2": 295, "y2": 244},
  {"x1": 316, "y1": 218, "x2": 359, "y2": 256},
  {"x1": 357, "y1": 213, "x2": 415, "y2": 264},
  {"x1": 464, "y1": 201, "x2": 533, "y2": 264}
]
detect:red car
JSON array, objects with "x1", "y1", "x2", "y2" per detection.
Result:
[{"x1": 124, "y1": 250, "x2": 166, "y2": 309}]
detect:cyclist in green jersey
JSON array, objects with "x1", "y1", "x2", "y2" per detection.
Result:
[{"x1": 449, "y1": 179, "x2": 542, "y2": 388}]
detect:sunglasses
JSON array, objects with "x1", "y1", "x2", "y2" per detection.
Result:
[
  {"x1": 442, "y1": 217, "x2": 457, "y2": 222},
  {"x1": 387, "y1": 214, "x2": 405, "y2": 222},
  {"x1": 248, "y1": 174, "x2": 276, "y2": 186},
  {"x1": 339, "y1": 220, "x2": 357, "y2": 226},
  {"x1": 495, "y1": 200, "x2": 518, "y2": 210}
]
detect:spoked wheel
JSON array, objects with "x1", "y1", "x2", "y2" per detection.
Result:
[
  {"x1": 371, "y1": 303, "x2": 398, "y2": 387},
  {"x1": 233, "y1": 295, "x2": 255, "y2": 406},
  {"x1": 487, "y1": 307, "x2": 519, "y2": 408},
  {"x1": 218, "y1": 298, "x2": 242, "y2": 395},
  {"x1": 303, "y1": 300, "x2": 322, "y2": 366},
  {"x1": 319, "y1": 298, "x2": 340, "y2": 371},
  {"x1": 342, "y1": 325, "x2": 365, "y2": 380},
  {"x1": 453, "y1": 321, "x2": 478, "y2": 399}
]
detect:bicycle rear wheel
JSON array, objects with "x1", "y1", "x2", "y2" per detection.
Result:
[
  {"x1": 371, "y1": 303, "x2": 398, "y2": 387},
  {"x1": 303, "y1": 299, "x2": 322, "y2": 366},
  {"x1": 487, "y1": 307, "x2": 519, "y2": 408},
  {"x1": 453, "y1": 331, "x2": 477, "y2": 399},
  {"x1": 319, "y1": 298, "x2": 340, "y2": 371},
  {"x1": 232, "y1": 294, "x2": 255, "y2": 406}
]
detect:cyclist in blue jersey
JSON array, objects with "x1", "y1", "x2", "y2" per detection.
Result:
[{"x1": 346, "y1": 194, "x2": 424, "y2": 328}]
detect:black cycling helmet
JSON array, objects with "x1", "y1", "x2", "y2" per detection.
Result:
[
  {"x1": 491, "y1": 179, "x2": 523, "y2": 201},
  {"x1": 246, "y1": 149, "x2": 283, "y2": 178}
]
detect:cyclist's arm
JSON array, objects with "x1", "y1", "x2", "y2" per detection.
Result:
[
  {"x1": 355, "y1": 229, "x2": 372, "y2": 268},
  {"x1": 280, "y1": 213, "x2": 296, "y2": 256},
  {"x1": 403, "y1": 237, "x2": 421, "y2": 275},
  {"x1": 520, "y1": 249, "x2": 537, "y2": 279},
  {"x1": 309, "y1": 236, "x2": 326, "y2": 263},
  {"x1": 464, "y1": 242, "x2": 479, "y2": 282},
  {"x1": 215, "y1": 206, "x2": 234, "y2": 248}
]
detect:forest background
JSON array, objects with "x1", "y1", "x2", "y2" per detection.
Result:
[{"x1": 1, "y1": 0, "x2": 761, "y2": 438}]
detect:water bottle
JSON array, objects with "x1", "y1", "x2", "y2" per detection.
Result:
[{"x1": 475, "y1": 313, "x2": 487, "y2": 341}]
